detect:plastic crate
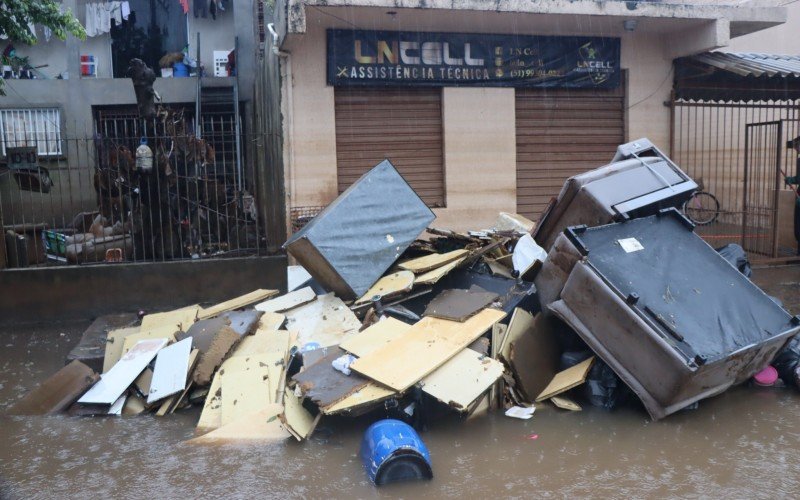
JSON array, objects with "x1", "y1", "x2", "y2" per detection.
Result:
[{"x1": 42, "y1": 230, "x2": 68, "y2": 262}]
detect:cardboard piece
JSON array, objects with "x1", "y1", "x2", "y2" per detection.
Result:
[
  {"x1": 355, "y1": 271, "x2": 415, "y2": 304},
  {"x1": 147, "y1": 337, "x2": 193, "y2": 404},
  {"x1": 78, "y1": 338, "x2": 168, "y2": 405},
  {"x1": 197, "y1": 289, "x2": 279, "y2": 320},
  {"x1": 339, "y1": 318, "x2": 411, "y2": 358},
  {"x1": 420, "y1": 349, "x2": 504, "y2": 411},
  {"x1": 508, "y1": 313, "x2": 561, "y2": 402},
  {"x1": 399, "y1": 249, "x2": 469, "y2": 274},
  {"x1": 351, "y1": 308, "x2": 507, "y2": 392},
  {"x1": 284, "y1": 293, "x2": 361, "y2": 348},
  {"x1": 255, "y1": 287, "x2": 316, "y2": 313},
  {"x1": 283, "y1": 160, "x2": 435, "y2": 300},
  {"x1": 535, "y1": 357, "x2": 595, "y2": 402},
  {"x1": 8, "y1": 360, "x2": 99, "y2": 415}
]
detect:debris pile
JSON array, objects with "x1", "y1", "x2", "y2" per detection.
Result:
[{"x1": 10, "y1": 139, "x2": 800, "y2": 464}]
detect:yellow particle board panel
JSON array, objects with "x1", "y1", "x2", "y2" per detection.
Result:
[
  {"x1": 259, "y1": 312, "x2": 286, "y2": 331},
  {"x1": 551, "y1": 396, "x2": 582, "y2": 411},
  {"x1": 219, "y1": 355, "x2": 272, "y2": 427},
  {"x1": 229, "y1": 330, "x2": 291, "y2": 360},
  {"x1": 339, "y1": 318, "x2": 411, "y2": 358},
  {"x1": 189, "y1": 404, "x2": 290, "y2": 443},
  {"x1": 414, "y1": 256, "x2": 466, "y2": 286},
  {"x1": 535, "y1": 357, "x2": 595, "y2": 402},
  {"x1": 198, "y1": 289, "x2": 279, "y2": 320},
  {"x1": 120, "y1": 331, "x2": 176, "y2": 357},
  {"x1": 103, "y1": 326, "x2": 141, "y2": 373},
  {"x1": 420, "y1": 349, "x2": 504, "y2": 411},
  {"x1": 322, "y1": 383, "x2": 396, "y2": 415},
  {"x1": 195, "y1": 369, "x2": 224, "y2": 434},
  {"x1": 140, "y1": 305, "x2": 200, "y2": 335},
  {"x1": 350, "y1": 308, "x2": 507, "y2": 392},
  {"x1": 398, "y1": 249, "x2": 468, "y2": 274},
  {"x1": 255, "y1": 287, "x2": 316, "y2": 313},
  {"x1": 499, "y1": 308, "x2": 535, "y2": 363},
  {"x1": 355, "y1": 271, "x2": 415, "y2": 304},
  {"x1": 279, "y1": 387, "x2": 318, "y2": 441}
]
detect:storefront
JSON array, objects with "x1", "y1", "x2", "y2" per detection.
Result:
[{"x1": 274, "y1": 1, "x2": 787, "y2": 233}]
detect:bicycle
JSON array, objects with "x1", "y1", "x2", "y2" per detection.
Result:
[{"x1": 682, "y1": 182, "x2": 720, "y2": 226}]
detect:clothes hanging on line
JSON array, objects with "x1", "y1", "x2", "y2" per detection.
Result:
[{"x1": 85, "y1": 2, "x2": 131, "y2": 37}]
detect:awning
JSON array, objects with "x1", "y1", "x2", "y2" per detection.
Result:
[{"x1": 674, "y1": 52, "x2": 800, "y2": 102}]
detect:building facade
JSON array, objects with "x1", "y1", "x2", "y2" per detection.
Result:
[{"x1": 271, "y1": 0, "x2": 790, "y2": 235}]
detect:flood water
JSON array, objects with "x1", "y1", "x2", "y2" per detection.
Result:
[{"x1": 1, "y1": 267, "x2": 799, "y2": 498}]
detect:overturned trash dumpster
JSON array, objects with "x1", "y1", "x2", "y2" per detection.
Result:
[{"x1": 544, "y1": 209, "x2": 800, "y2": 419}]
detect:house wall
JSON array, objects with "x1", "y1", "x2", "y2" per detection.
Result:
[{"x1": 726, "y1": 1, "x2": 800, "y2": 53}]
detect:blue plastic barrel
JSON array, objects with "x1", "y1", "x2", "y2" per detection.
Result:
[
  {"x1": 173, "y1": 63, "x2": 189, "y2": 77},
  {"x1": 360, "y1": 419, "x2": 432, "y2": 486}
]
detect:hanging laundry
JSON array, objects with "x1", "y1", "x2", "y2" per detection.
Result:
[
  {"x1": 210, "y1": 0, "x2": 217, "y2": 20},
  {"x1": 194, "y1": 0, "x2": 207, "y2": 18},
  {"x1": 179, "y1": 0, "x2": 190, "y2": 15},
  {"x1": 84, "y1": 3, "x2": 97, "y2": 37},
  {"x1": 122, "y1": 1, "x2": 131, "y2": 21},
  {"x1": 109, "y1": 2, "x2": 123, "y2": 26}
]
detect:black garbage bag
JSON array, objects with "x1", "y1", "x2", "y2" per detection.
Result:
[
  {"x1": 583, "y1": 359, "x2": 633, "y2": 410},
  {"x1": 773, "y1": 335, "x2": 800, "y2": 388},
  {"x1": 716, "y1": 244, "x2": 752, "y2": 278},
  {"x1": 559, "y1": 350, "x2": 593, "y2": 371}
]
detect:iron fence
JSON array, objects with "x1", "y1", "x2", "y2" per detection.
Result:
[
  {"x1": 671, "y1": 99, "x2": 800, "y2": 258},
  {"x1": 0, "y1": 112, "x2": 267, "y2": 268}
]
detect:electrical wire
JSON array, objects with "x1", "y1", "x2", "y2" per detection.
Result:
[{"x1": 628, "y1": 67, "x2": 674, "y2": 110}]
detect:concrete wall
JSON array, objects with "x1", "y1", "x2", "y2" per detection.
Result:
[
  {"x1": 281, "y1": 7, "x2": 677, "y2": 232},
  {"x1": 727, "y1": 1, "x2": 800, "y2": 53}
]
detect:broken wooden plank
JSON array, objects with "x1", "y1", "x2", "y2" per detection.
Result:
[
  {"x1": 196, "y1": 369, "x2": 223, "y2": 434},
  {"x1": 220, "y1": 355, "x2": 272, "y2": 426},
  {"x1": 414, "y1": 256, "x2": 466, "y2": 286},
  {"x1": 322, "y1": 384, "x2": 395, "y2": 415},
  {"x1": 284, "y1": 292, "x2": 361, "y2": 348},
  {"x1": 279, "y1": 387, "x2": 319, "y2": 441},
  {"x1": 197, "y1": 289, "x2": 279, "y2": 320},
  {"x1": 189, "y1": 404, "x2": 291, "y2": 443},
  {"x1": 133, "y1": 367, "x2": 154, "y2": 397},
  {"x1": 499, "y1": 308, "x2": 533, "y2": 363},
  {"x1": 259, "y1": 312, "x2": 286, "y2": 331},
  {"x1": 423, "y1": 288, "x2": 499, "y2": 322},
  {"x1": 420, "y1": 349, "x2": 504, "y2": 411},
  {"x1": 338, "y1": 318, "x2": 411, "y2": 358},
  {"x1": 147, "y1": 337, "x2": 193, "y2": 404},
  {"x1": 255, "y1": 287, "x2": 316, "y2": 313},
  {"x1": 8, "y1": 360, "x2": 99, "y2": 415},
  {"x1": 398, "y1": 249, "x2": 469, "y2": 274},
  {"x1": 78, "y1": 338, "x2": 168, "y2": 405},
  {"x1": 551, "y1": 396, "x2": 582, "y2": 411},
  {"x1": 508, "y1": 313, "x2": 561, "y2": 402},
  {"x1": 103, "y1": 326, "x2": 140, "y2": 373},
  {"x1": 140, "y1": 305, "x2": 200, "y2": 336},
  {"x1": 292, "y1": 347, "x2": 372, "y2": 409},
  {"x1": 535, "y1": 357, "x2": 595, "y2": 402},
  {"x1": 355, "y1": 271, "x2": 415, "y2": 304},
  {"x1": 350, "y1": 308, "x2": 506, "y2": 392}
]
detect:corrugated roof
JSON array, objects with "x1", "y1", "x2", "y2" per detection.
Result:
[{"x1": 693, "y1": 52, "x2": 800, "y2": 78}]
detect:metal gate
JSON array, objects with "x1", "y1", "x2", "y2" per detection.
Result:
[
  {"x1": 743, "y1": 121, "x2": 782, "y2": 256},
  {"x1": 671, "y1": 99, "x2": 800, "y2": 259}
]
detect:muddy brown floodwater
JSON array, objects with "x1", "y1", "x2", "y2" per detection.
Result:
[{"x1": 2, "y1": 267, "x2": 800, "y2": 499}]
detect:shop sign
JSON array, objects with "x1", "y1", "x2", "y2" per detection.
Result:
[{"x1": 327, "y1": 29, "x2": 620, "y2": 88}]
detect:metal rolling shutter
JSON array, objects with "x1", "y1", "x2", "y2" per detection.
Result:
[
  {"x1": 516, "y1": 87, "x2": 625, "y2": 220},
  {"x1": 335, "y1": 88, "x2": 445, "y2": 207}
]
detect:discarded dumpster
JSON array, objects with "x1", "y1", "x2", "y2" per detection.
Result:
[
  {"x1": 547, "y1": 209, "x2": 800, "y2": 419},
  {"x1": 533, "y1": 138, "x2": 697, "y2": 251}
]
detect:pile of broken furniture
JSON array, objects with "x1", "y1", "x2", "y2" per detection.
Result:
[{"x1": 10, "y1": 139, "x2": 800, "y2": 445}]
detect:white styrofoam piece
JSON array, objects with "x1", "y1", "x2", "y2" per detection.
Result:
[
  {"x1": 147, "y1": 337, "x2": 193, "y2": 404},
  {"x1": 78, "y1": 338, "x2": 168, "y2": 405},
  {"x1": 108, "y1": 395, "x2": 126, "y2": 415},
  {"x1": 512, "y1": 233, "x2": 548, "y2": 273}
]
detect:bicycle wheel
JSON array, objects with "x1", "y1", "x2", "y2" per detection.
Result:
[{"x1": 683, "y1": 191, "x2": 720, "y2": 225}]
